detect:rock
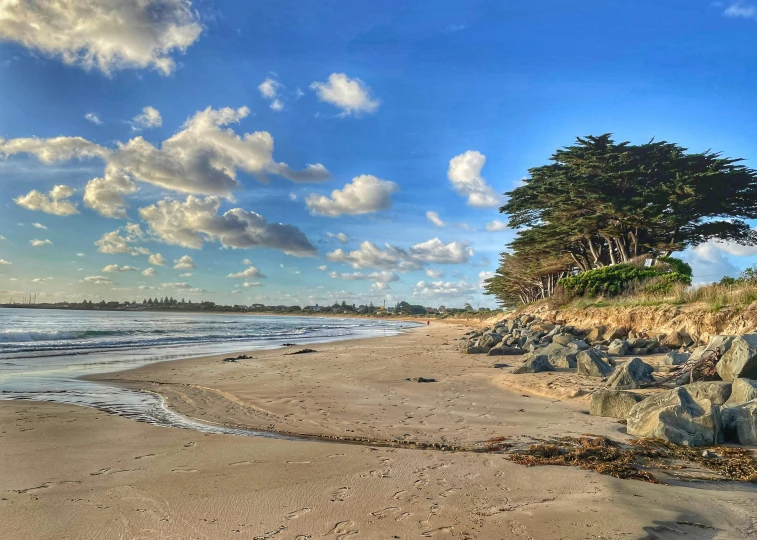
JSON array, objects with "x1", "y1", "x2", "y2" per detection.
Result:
[
  {"x1": 607, "y1": 339, "x2": 629, "y2": 356},
  {"x1": 480, "y1": 332, "x2": 503, "y2": 349},
  {"x1": 701, "y1": 449, "x2": 718, "y2": 459},
  {"x1": 662, "y1": 330, "x2": 693, "y2": 348},
  {"x1": 512, "y1": 354, "x2": 554, "y2": 374},
  {"x1": 725, "y1": 378, "x2": 757, "y2": 406},
  {"x1": 626, "y1": 387, "x2": 723, "y2": 447},
  {"x1": 487, "y1": 344, "x2": 525, "y2": 356},
  {"x1": 585, "y1": 326, "x2": 605, "y2": 343},
  {"x1": 604, "y1": 327, "x2": 627, "y2": 341},
  {"x1": 541, "y1": 343, "x2": 577, "y2": 368},
  {"x1": 520, "y1": 315, "x2": 535, "y2": 325},
  {"x1": 716, "y1": 334, "x2": 757, "y2": 381},
  {"x1": 530, "y1": 322, "x2": 555, "y2": 333},
  {"x1": 631, "y1": 347, "x2": 649, "y2": 355},
  {"x1": 407, "y1": 377, "x2": 437, "y2": 383},
  {"x1": 684, "y1": 381, "x2": 732, "y2": 406},
  {"x1": 577, "y1": 349, "x2": 614, "y2": 377},
  {"x1": 629, "y1": 337, "x2": 647, "y2": 349},
  {"x1": 462, "y1": 346, "x2": 489, "y2": 354},
  {"x1": 551, "y1": 334, "x2": 574, "y2": 346},
  {"x1": 628, "y1": 330, "x2": 638, "y2": 340},
  {"x1": 567, "y1": 339, "x2": 590, "y2": 351},
  {"x1": 691, "y1": 335, "x2": 736, "y2": 362},
  {"x1": 606, "y1": 357, "x2": 655, "y2": 390},
  {"x1": 589, "y1": 389, "x2": 646, "y2": 418},
  {"x1": 721, "y1": 400, "x2": 757, "y2": 445},
  {"x1": 663, "y1": 351, "x2": 689, "y2": 366}
]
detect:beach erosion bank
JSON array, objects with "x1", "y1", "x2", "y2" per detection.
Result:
[{"x1": 2, "y1": 322, "x2": 756, "y2": 539}]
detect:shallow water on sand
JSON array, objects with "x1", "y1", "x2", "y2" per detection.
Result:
[{"x1": 0, "y1": 308, "x2": 413, "y2": 437}]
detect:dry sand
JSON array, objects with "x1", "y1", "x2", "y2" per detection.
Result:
[{"x1": 2, "y1": 322, "x2": 756, "y2": 539}]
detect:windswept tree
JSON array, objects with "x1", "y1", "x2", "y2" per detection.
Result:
[{"x1": 486, "y1": 134, "x2": 757, "y2": 306}]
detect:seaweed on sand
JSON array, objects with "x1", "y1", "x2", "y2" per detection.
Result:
[{"x1": 508, "y1": 435, "x2": 757, "y2": 484}]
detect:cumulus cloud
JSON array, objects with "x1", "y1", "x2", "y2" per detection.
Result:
[
  {"x1": 103, "y1": 264, "x2": 137, "y2": 272},
  {"x1": 326, "y1": 238, "x2": 472, "y2": 272},
  {"x1": 81, "y1": 275, "x2": 113, "y2": 284},
  {"x1": 32, "y1": 277, "x2": 53, "y2": 282},
  {"x1": 95, "y1": 224, "x2": 151, "y2": 256},
  {"x1": 258, "y1": 77, "x2": 284, "y2": 111},
  {"x1": 243, "y1": 281, "x2": 262, "y2": 287},
  {"x1": 173, "y1": 255, "x2": 196, "y2": 269},
  {"x1": 485, "y1": 219, "x2": 508, "y2": 232},
  {"x1": 327, "y1": 232, "x2": 349, "y2": 244},
  {"x1": 724, "y1": 3, "x2": 757, "y2": 19},
  {"x1": 318, "y1": 265, "x2": 327, "y2": 271},
  {"x1": 412, "y1": 279, "x2": 479, "y2": 299},
  {"x1": 447, "y1": 151, "x2": 501, "y2": 207},
  {"x1": 0, "y1": 0, "x2": 202, "y2": 75},
  {"x1": 14, "y1": 185, "x2": 78, "y2": 216},
  {"x1": 31, "y1": 223, "x2": 47, "y2": 229},
  {"x1": 148, "y1": 253, "x2": 167, "y2": 266},
  {"x1": 142, "y1": 267, "x2": 157, "y2": 277},
  {"x1": 131, "y1": 106, "x2": 163, "y2": 129},
  {"x1": 306, "y1": 175, "x2": 398, "y2": 217},
  {"x1": 330, "y1": 271, "x2": 399, "y2": 283},
  {"x1": 227, "y1": 266, "x2": 265, "y2": 279},
  {"x1": 426, "y1": 268, "x2": 444, "y2": 278},
  {"x1": 1, "y1": 106, "x2": 330, "y2": 217},
  {"x1": 139, "y1": 195, "x2": 317, "y2": 256},
  {"x1": 0, "y1": 259, "x2": 10, "y2": 265},
  {"x1": 687, "y1": 243, "x2": 741, "y2": 283},
  {"x1": 426, "y1": 211, "x2": 445, "y2": 227},
  {"x1": 29, "y1": 238, "x2": 52, "y2": 246},
  {"x1": 85, "y1": 113, "x2": 102, "y2": 125},
  {"x1": 310, "y1": 73, "x2": 380, "y2": 116}
]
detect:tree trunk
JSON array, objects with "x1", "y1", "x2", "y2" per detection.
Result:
[
  {"x1": 603, "y1": 235, "x2": 617, "y2": 265},
  {"x1": 614, "y1": 236, "x2": 630, "y2": 262}
]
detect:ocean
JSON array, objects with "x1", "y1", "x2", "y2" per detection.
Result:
[{"x1": 0, "y1": 308, "x2": 413, "y2": 437}]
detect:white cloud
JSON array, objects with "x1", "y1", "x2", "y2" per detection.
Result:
[
  {"x1": 306, "y1": 175, "x2": 398, "y2": 217},
  {"x1": 288, "y1": 193, "x2": 297, "y2": 201},
  {"x1": 85, "y1": 113, "x2": 102, "y2": 125},
  {"x1": 29, "y1": 238, "x2": 52, "y2": 247},
  {"x1": 243, "y1": 281, "x2": 262, "y2": 287},
  {"x1": 173, "y1": 255, "x2": 196, "y2": 269},
  {"x1": 76, "y1": 252, "x2": 84, "y2": 257},
  {"x1": 148, "y1": 253, "x2": 167, "y2": 266},
  {"x1": 228, "y1": 266, "x2": 265, "y2": 279},
  {"x1": 485, "y1": 219, "x2": 508, "y2": 232},
  {"x1": 258, "y1": 77, "x2": 284, "y2": 111},
  {"x1": 242, "y1": 258, "x2": 253, "y2": 265},
  {"x1": 140, "y1": 195, "x2": 317, "y2": 256},
  {"x1": 425, "y1": 268, "x2": 444, "y2": 278},
  {"x1": 329, "y1": 271, "x2": 399, "y2": 283},
  {"x1": 103, "y1": 264, "x2": 137, "y2": 272},
  {"x1": 327, "y1": 232, "x2": 349, "y2": 244},
  {"x1": 131, "y1": 106, "x2": 163, "y2": 129},
  {"x1": 412, "y1": 279, "x2": 479, "y2": 299},
  {"x1": 0, "y1": 235, "x2": 5, "y2": 240},
  {"x1": 724, "y1": 3, "x2": 757, "y2": 19},
  {"x1": 426, "y1": 211, "x2": 445, "y2": 227},
  {"x1": 326, "y1": 238, "x2": 472, "y2": 272},
  {"x1": 95, "y1": 225, "x2": 151, "y2": 256},
  {"x1": 14, "y1": 185, "x2": 78, "y2": 216},
  {"x1": 0, "y1": 0, "x2": 202, "y2": 75},
  {"x1": 32, "y1": 277, "x2": 53, "y2": 282},
  {"x1": 179, "y1": 272, "x2": 192, "y2": 277},
  {"x1": 317, "y1": 265, "x2": 327, "y2": 271},
  {"x1": 0, "y1": 259, "x2": 10, "y2": 265},
  {"x1": 142, "y1": 267, "x2": 157, "y2": 277},
  {"x1": 31, "y1": 223, "x2": 47, "y2": 229},
  {"x1": 270, "y1": 99, "x2": 284, "y2": 112},
  {"x1": 81, "y1": 275, "x2": 113, "y2": 284},
  {"x1": 310, "y1": 73, "x2": 380, "y2": 116},
  {"x1": 1, "y1": 106, "x2": 330, "y2": 217},
  {"x1": 687, "y1": 243, "x2": 740, "y2": 283},
  {"x1": 447, "y1": 150, "x2": 501, "y2": 207}
]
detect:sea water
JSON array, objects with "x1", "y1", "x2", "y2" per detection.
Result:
[{"x1": 0, "y1": 308, "x2": 412, "y2": 437}]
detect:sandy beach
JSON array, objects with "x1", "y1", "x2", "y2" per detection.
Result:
[{"x1": 2, "y1": 322, "x2": 757, "y2": 539}]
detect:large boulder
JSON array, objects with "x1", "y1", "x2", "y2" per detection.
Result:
[
  {"x1": 662, "y1": 330, "x2": 694, "y2": 348},
  {"x1": 607, "y1": 339, "x2": 629, "y2": 356},
  {"x1": 716, "y1": 335, "x2": 757, "y2": 381},
  {"x1": 690, "y1": 335, "x2": 736, "y2": 362},
  {"x1": 604, "y1": 327, "x2": 627, "y2": 341},
  {"x1": 683, "y1": 381, "x2": 732, "y2": 406},
  {"x1": 725, "y1": 378, "x2": 757, "y2": 406},
  {"x1": 585, "y1": 326, "x2": 605, "y2": 343},
  {"x1": 462, "y1": 346, "x2": 489, "y2": 354},
  {"x1": 567, "y1": 339, "x2": 590, "y2": 351},
  {"x1": 513, "y1": 355, "x2": 554, "y2": 374},
  {"x1": 530, "y1": 321, "x2": 555, "y2": 334},
  {"x1": 577, "y1": 349, "x2": 614, "y2": 377},
  {"x1": 626, "y1": 387, "x2": 723, "y2": 447},
  {"x1": 487, "y1": 344, "x2": 525, "y2": 356},
  {"x1": 605, "y1": 357, "x2": 654, "y2": 390},
  {"x1": 540, "y1": 343, "x2": 577, "y2": 368},
  {"x1": 480, "y1": 332, "x2": 503, "y2": 349},
  {"x1": 721, "y1": 400, "x2": 757, "y2": 445},
  {"x1": 551, "y1": 334, "x2": 574, "y2": 346},
  {"x1": 663, "y1": 351, "x2": 689, "y2": 366},
  {"x1": 589, "y1": 390, "x2": 646, "y2": 418}
]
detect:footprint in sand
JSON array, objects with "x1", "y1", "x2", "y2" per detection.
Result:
[
  {"x1": 285, "y1": 508, "x2": 311, "y2": 520},
  {"x1": 369, "y1": 507, "x2": 400, "y2": 519},
  {"x1": 171, "y1": 468, "x2": 199, "y2": 473},
  {"x1": 90, "y1": 468, "x2": 111, "y2": 476},
  {"x1": 439, "y1": 488, "x2": 459, "y2": 498},
  {"x1": 327, "y1": 521, "x2": 359, "y2": 539},
  {"x1": 392, "y1": 490, "x2": 406, "y2": 500},
  {"x1": 135, "y1": 454, "x2": 156, "y2": 460},
  {"x1": 396, "y1": 512, "x2": 412, "y2": 522},
  {"x1": 421, "y1": 526, "x2": 454, "y2": 537},
  {"x1": 330, "y1": 487, "x2": 349, "y2": 502}
]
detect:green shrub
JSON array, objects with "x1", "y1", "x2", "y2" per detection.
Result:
[{"x1": 559, "y1": 257, "x2": 691, "y2": 298}]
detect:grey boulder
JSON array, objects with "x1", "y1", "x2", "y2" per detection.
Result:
[
  {"x1": 725, "y1": 378, "x2": 757, "y2": 406},
  {"x1": 551, "y1": 334, "x2": 574, "y2": 346},
  {"x1": 567, "y1": 339, "x2": 590, "y2": 351},
  {"x1": 577, "y1": 349, "x2": 614, "y2": 377},
  {"x1": 607, "y1": 339, "x2": 629, "y2": 356},
  {"x1": 605, "y1": 357, "x2": 654, "y2": 389},
  {"x1": 626, "y1": 387, "x2": 723, "y2": 447},
  {"x1": 512, "y1": 354, "x2": 554, "y2": 374},
  {"x1": 721, "y1": 400, "x2": 757, "y2": 445},
  {"x1": 683, "y1": 381, "x2": 732, "y2": 406},
  {"x1": 480, "y1": 332, "x2": 503, "y2": 349},
  {"x1": 716, "y1": 334, "x2": 757, "y2": 381},
  {"x1": 487, "y1": 344, "x2": 525, "y2": 356},
  {"x1": 663, "y1": 351, "x2": 689, "y2": 366},
  {"x1": 589, "y1": 390, "x2": 646, "y2": 418}
]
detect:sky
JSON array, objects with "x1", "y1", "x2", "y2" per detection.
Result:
[{"x1": 2, "y1": 0, "x2": 757, "y2": 309}]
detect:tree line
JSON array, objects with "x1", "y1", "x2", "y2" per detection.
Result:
[{"x1": 485, "y1": 134, "x2": 757, "y2": 307}]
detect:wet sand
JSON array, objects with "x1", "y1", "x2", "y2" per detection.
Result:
[{"x1": 2, "y1": 323, "x2": 757, "y2": 539}]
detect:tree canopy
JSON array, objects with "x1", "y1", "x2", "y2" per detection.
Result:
[{"x1": 485, "y1": 134, "x2": 757, "y2": 307}]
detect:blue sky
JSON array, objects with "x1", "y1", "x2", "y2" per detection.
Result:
[{"x1": 1, "y1": 0, "x2": 757, "y2": 308}]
